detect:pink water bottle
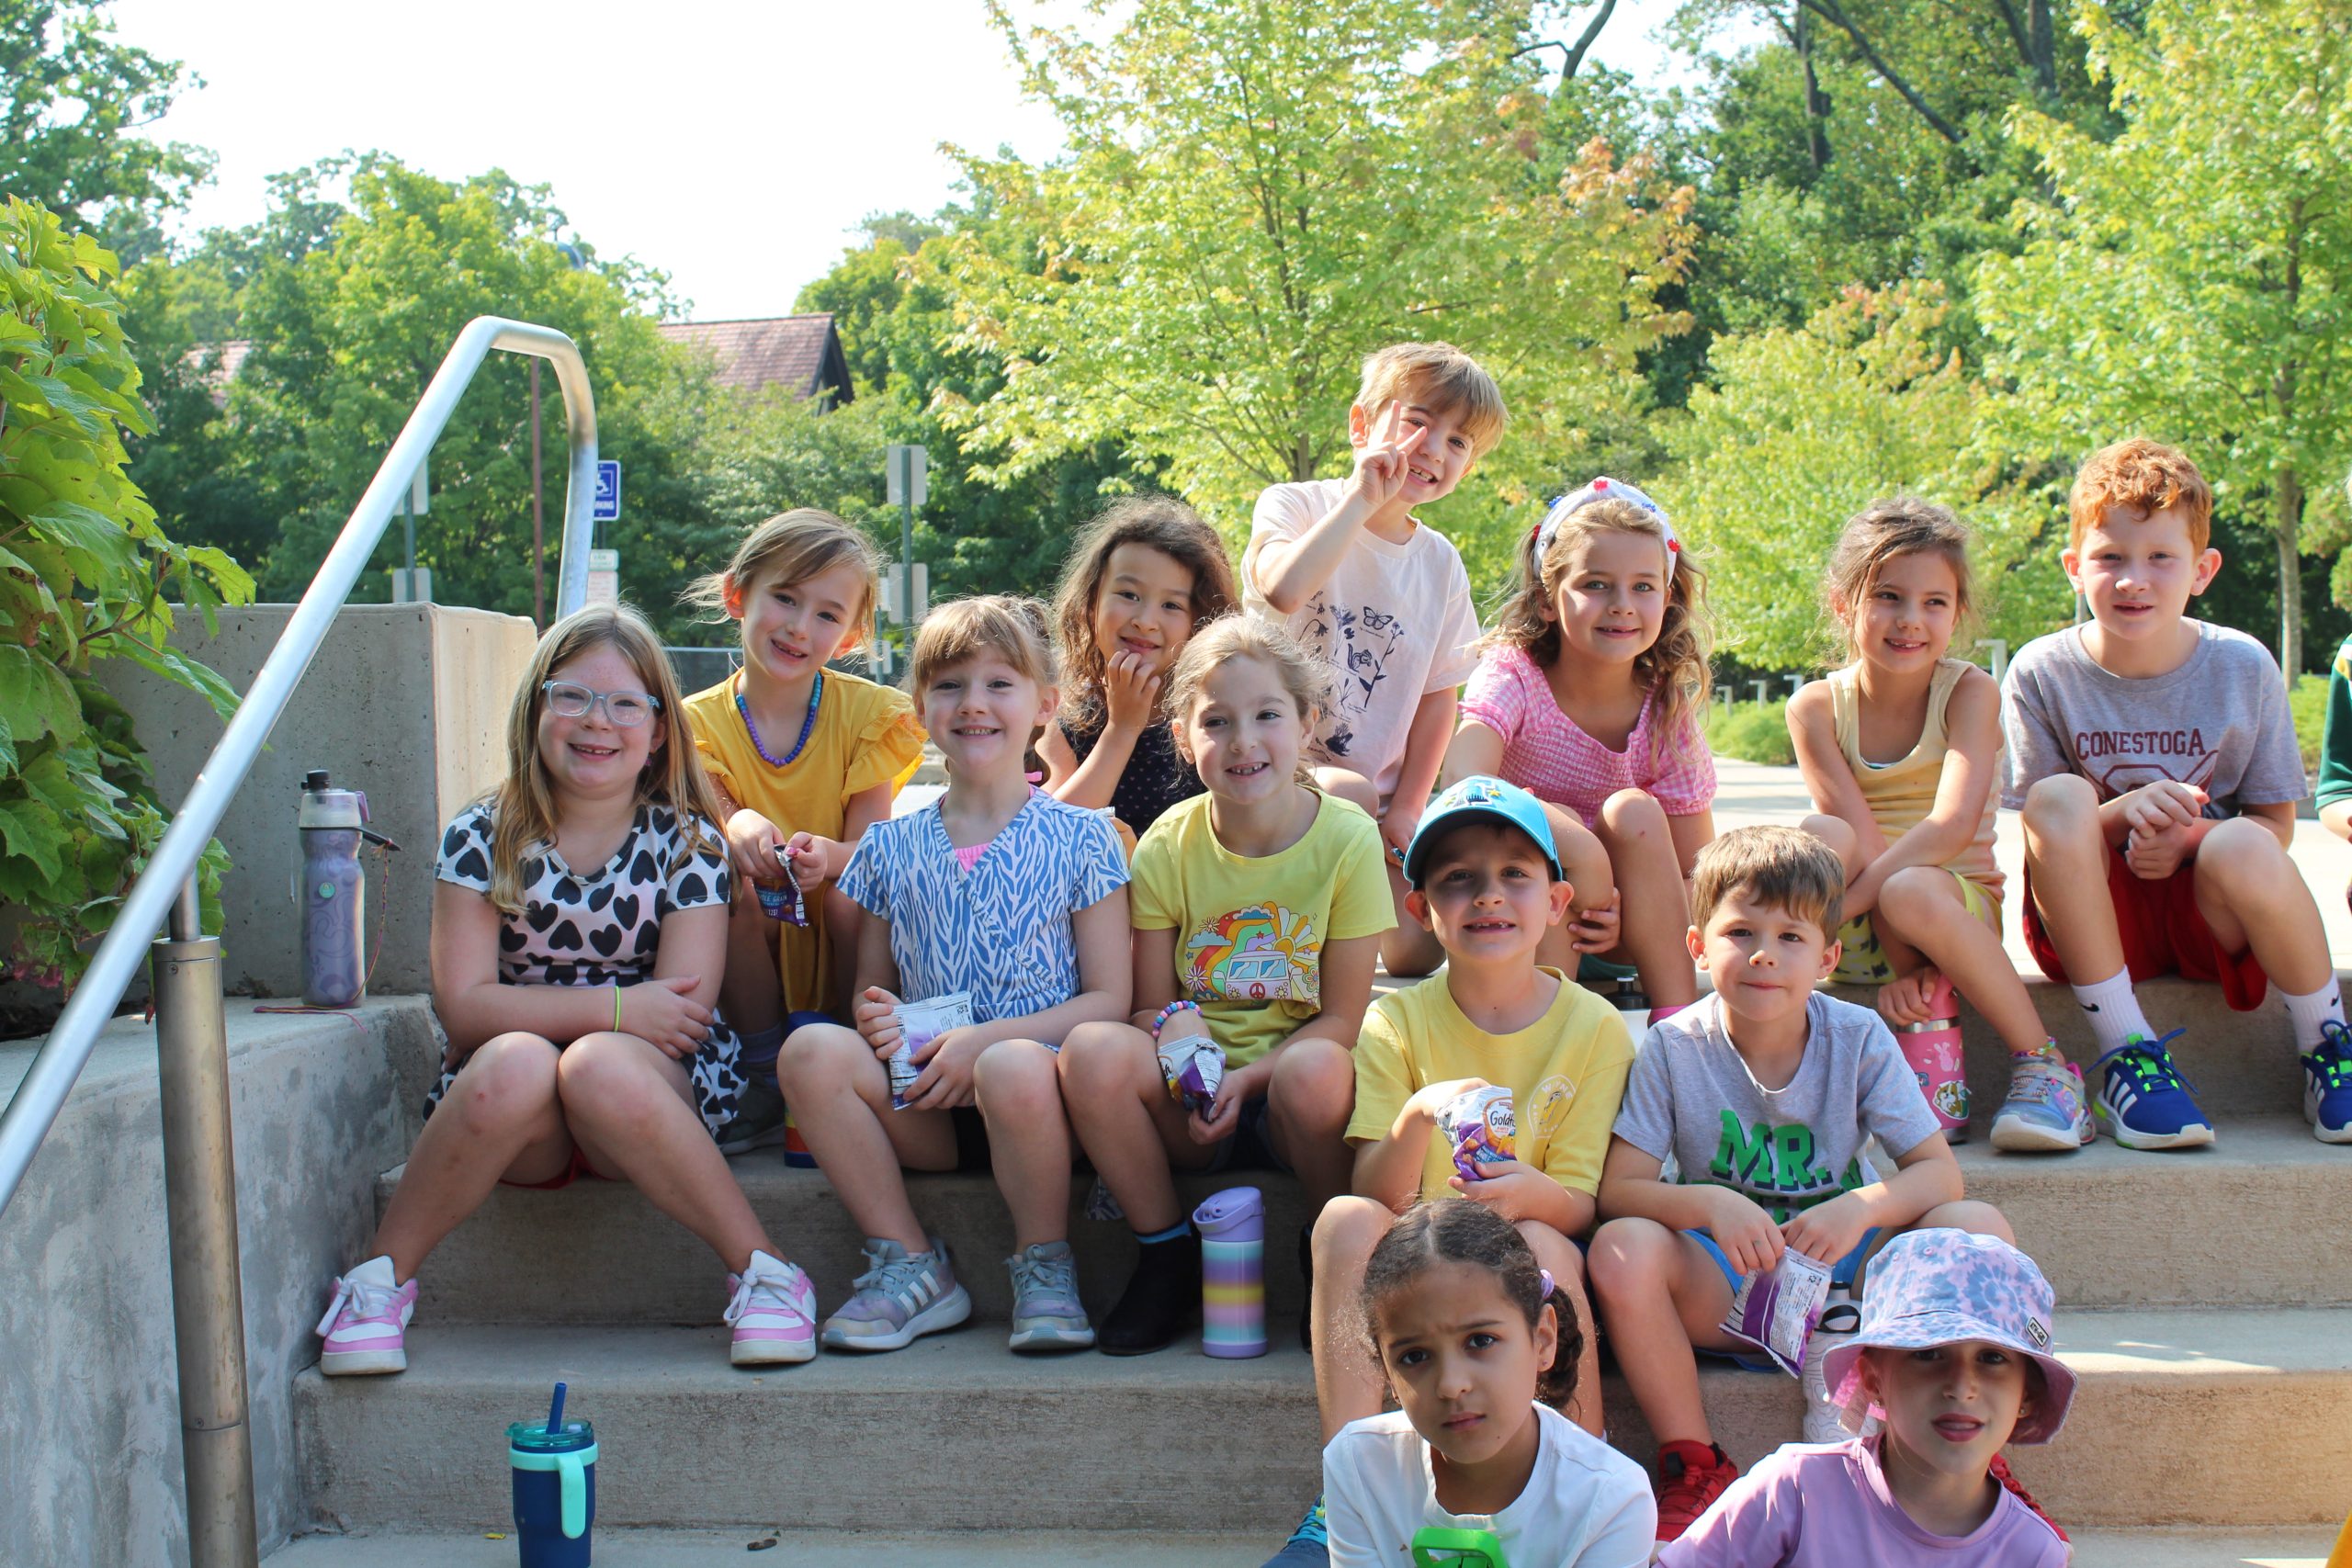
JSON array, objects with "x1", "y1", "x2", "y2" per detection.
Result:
[
  {"x1": 1193, "y1": 1186, "x2": 1266, "y2": 1359},
  {"x1": 1898, "y1": 976, "x2": 1971, "y2": 1140}
]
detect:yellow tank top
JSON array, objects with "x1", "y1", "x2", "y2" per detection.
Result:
[
  {"x1": 1826, "y1": 658, "x2": 2003, "y2": 899},
  {"x1": 682, "y1": 669, "x2": 927, "y2": 1017}
]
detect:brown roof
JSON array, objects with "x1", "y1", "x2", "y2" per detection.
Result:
[{"x1": 659, "y1": 314, "x2": 854, "y2": 404}]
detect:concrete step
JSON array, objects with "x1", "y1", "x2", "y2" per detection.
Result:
[
  {"x1": 295, "y1": 1309, "x2": 2352, "y2": 1532},
  {"x1": 383, "y1": 1112, "x2": 2352, "y2": 1327},
  {"x1": 262, "y1": 1524, "x2": 2346, "y2": 1566}
]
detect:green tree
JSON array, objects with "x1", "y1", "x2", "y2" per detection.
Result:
[
  {"x1": 1973, "y1": 0, "x2": 2352, "y2": 676},
  {"x1": 945, "y1": 0, "x2": 1696, "y2": 567},
  {"x1": 0, "y1": 198, "x2": 247, "y2": 988},
  {"x1": 0, "y1": 0, "x2": 213, "y2": 261},
  {"x1": 1670, "y1": 281, "x2": 2067, "y2": 669}
]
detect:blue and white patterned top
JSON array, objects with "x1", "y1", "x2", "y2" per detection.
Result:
[{"x1": 839, "y1": 790, "x2": 1129, "y2": 1026}]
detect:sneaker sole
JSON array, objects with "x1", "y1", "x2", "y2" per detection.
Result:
[
  {"x1": 1990, "y1": 1112, "x2": 2094, "y2": 1152},
  {"x1": 820, "y1": 1285, "x2": 973, "y2": 1351},
  {"x1": 718, "y1": 1125, "x2": 790, "y2": 1156},
  {"x1": 1009, "y1": 1319, "x2": 1097, "y2": 1352},
  {"x1": 319, "y1": 1348, "x2": 407, "y2": 1376},
  {"x1": 2098, "y1": 1112, "x2": 2216, "y2": 1150},
  {"x1": 730, "y1": 1336, "x2": 817, "y2": 1366},
  {"x1": 2308, "y1": 1117, "x2": 2352, "y2": 1145}
]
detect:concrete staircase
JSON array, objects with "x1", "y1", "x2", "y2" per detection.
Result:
[{"x1": 288, "y1": 972, "x2": 2352, "y2": 1557}]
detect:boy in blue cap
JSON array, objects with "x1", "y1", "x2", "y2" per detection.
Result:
[{"x1": 1263, "y1": 775, "x2": 1636, "y2": 1567}]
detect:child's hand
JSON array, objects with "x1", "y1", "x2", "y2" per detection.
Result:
[
  {"x1": 901, "y1": 1025, "x2": 985, "y2": 1111},
  {"x1": 1567, "y1": 895, "x2": 1621, "y2": 955},
  {"x1": 1876, "y1": 967, "x2": 1945, "y2": 1027},
  {"x1": 1380, "y1": 797, "x2": 1422, "y2": 865},
  {"x1": 1347, "y1": 399, "x2": 1419, "y2": 513},
  {"x1": 616, "y1": 976, "x2": 709, "y2": 1059},
  {"x1": 782, "y1": 831, "x2": 831, "y2": 887},
  {"x1": 1190, "y1": 1055, "x2": 1272, "y2": 1145},
  {"x1": 1780, "y1": 1193, "x2": 1871, "y2": 1267},
  {"x1": 725, "y1": 809, "x2": 787, "y2": 886},
  {"x1": 2124, "y1": 822, "x2": 2193, "y2": 881},
  {"x1": 2122, "y1": 780, "x2": 2207, "y2": 838},
  {"x1": 1406, "y1": 1076, "x2": 1490, "y2": 1126},
  {"x1": 1446, "y1": 1159, "x2": 1547, "y2": 1222},
  {"x1": 1102, "y1": 649, "x2": 1164, "y2": 732},
  {"x1": 854, "y1": 985, "x2": 905, "y2": 1057},
  {"x1": 1702, "y1": 1189, "x2": 1785, "y2": 1278}
]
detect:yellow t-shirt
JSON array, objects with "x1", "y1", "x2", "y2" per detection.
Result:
[
  {"x1": 682, "y1": 669, "x2": 926, "y2": 1017},
  {"x1": 1130, "y1": 789, "x2": 1395, "y2": 1067},
  {"x1": 1348, "y1": 969, "x2": 1634, "y2": 1202}
]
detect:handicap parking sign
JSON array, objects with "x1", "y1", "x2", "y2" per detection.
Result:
[{"x1": 593, "y1": 460, "x2": 621, "y2": 523}]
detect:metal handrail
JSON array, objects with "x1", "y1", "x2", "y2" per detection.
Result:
[{"x1": 0, "y1": 315, "x2": 597, "y2": 1215}]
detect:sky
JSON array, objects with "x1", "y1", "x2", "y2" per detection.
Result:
[{"x1": 109, "y1": 0, "x2": 1747, "y2": 322}]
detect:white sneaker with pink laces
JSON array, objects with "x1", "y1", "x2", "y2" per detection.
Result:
[
  {"x1": 724, "y1": 1249, "x2": 817, "y2": 1366},
  {"x1": 316, "y1": 1255, "x2": 419, "y2": 1375}
]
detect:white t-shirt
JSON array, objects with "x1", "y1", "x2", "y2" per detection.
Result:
[
  {"x1": 1244, "y1": 478, "x2": 1482, "y2": 806},
  {"x1": 1324, "y1": 1404, "x2": 1657, "y2": 1568}
]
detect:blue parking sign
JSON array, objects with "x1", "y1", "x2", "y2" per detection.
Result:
[{"x1": 593, "y1": 459, "x2": 622, "y2": 523}]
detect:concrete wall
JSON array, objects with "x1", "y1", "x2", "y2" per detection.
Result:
[
  {"x1": 0, "y1": 997, "x2": 439, "y2": 1567},
  {"x1": 96, "y1": 604, "x2": 537, "y2": 1000}
]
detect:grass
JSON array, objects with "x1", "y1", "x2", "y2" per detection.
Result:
[{"x1": 2291, "y1": 672, "x2": 2327, "y2": 776}]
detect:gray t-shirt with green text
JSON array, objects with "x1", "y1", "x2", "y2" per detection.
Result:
[{"x1": 1611, "y1": 992, "x2": 1941, "y2": 1222}]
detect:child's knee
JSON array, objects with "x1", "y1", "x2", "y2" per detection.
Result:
[
  {"x1": 1515, "y1": 1220, "x2": 1588, "y2": 1289},
  {"x1": 2022, "y1": 773, "x2": 2098, "y2": 837},
  {"x1": 1315, "y1": 766, "x2": 1379, "y2": 817},
  {"x1": 2196, "y1": 817, "x2": 2298, "y2": 900},
  {"x1": 1586, "y1": 1215, "x2": 1672, "y2": 1297},
  {"x1": 775, "y1": 1021, "x2": 867, "y2": 1093},
  {"x1": 553, "y1": 1031, "x2": 659, "y2": 1108},
  {"x1": 1801, "y1": 813, "x2": 1858, "y2": 864},
  {"x1": 450, "y1": 1033, "x2": 560, "y2": 1120},
  {"x1": 1311, "y1": 1194, "x2": 1394, "y2": 1269},
  {"x1": 1270, "y1": 1037, "x2": 1355, "y2": 1120},
  {"x1": 973, "y1": 1038, "x2": 1062, "y2": 1117},
  {"x1": 1878, "y1": 864, "x2": 1957, "y2": 930},
  {"x1": 1598, "y1": 787, "x2": 1668, "y2": 840},
  {"x1": 1057, "y1": 1020, "x2": 1145, "y2": 1093},
  {"x1": 1918, "y1": 1200, "x2": 2013, "y2": 1246}
]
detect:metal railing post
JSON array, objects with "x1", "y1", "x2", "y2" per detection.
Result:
[{"x1": 153, "y1": 878, "x2": 258, "y2": 1568}]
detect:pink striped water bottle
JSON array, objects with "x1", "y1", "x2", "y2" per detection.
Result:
[{"x1": 1193, "y1": 1186, "x2": 1266, "y2": 1359}]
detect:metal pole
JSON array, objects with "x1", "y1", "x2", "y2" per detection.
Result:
[
  {"x1": 899, "y1": 452, "x2": 915, "y2": 651},
  {"x1": 531, "y1": 359, "x2": 545, "y2": 628},
  {"x1": 400, "y1": 494, "x2": 414, "y2": 602},
  {"x1": 153, "y1": 881, "x2": 259, "y2": 1568}
]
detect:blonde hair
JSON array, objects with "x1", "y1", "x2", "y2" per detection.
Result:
[
  {"x1": 684, "y1": 508, "x2": 882, "y2": 650},
  {"x1": 1356, "y1": 342, "x2": 1508, "y2": 458},
  {"x1": 1485, "y1": 494, "x2": 1714, "y2": 760},
  {"x1": 1690, "y1": 826, "x2": 1845, "y2": 937},
  {"x1": 1161, "y1": 617, "x2": 1330, "y2": 783},
  {"x1": 2069, "y1": 439, "x2": 2213, "y2": 553},
  {"x1": 485, "y1": 603, "x2": 727, "y2": 917},
  {"x1": 908, "y1": 594, "x2": 1057, "y2": 696},
  {"x1": 1050, "y1": 495, "x2": 1238, "y2": 727},
  {"x1": 1820, "y1": 497, "x2": 1979, "y2": 665}
]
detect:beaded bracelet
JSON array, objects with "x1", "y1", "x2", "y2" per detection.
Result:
[{"x1": 1151, "y1": 998, "x2": 1202, "y2": 1040}]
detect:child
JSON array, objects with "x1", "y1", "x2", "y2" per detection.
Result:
[
  {"x1": 1657, "y1": 1229, "x2": 2071, "y2": 1565},
  {"x1": 1321, "y1": 1202, "x2": 1656, "y2": 1568},
  {"x1": 1266, "y1": 775, "x2": 1635, "y2": 1568},
  {"x1": 315, "y1": 604, "x2": 815, "y2": 1374},
  {"x1": 1060, "y1": 617, "x2": 1393, "y2": 1354},
  {"x1": 2004, "y1": 438, "x2": 2351, "y2": 1148},
  {"x1": 1041, "y1": 494, "x2": 1239, "y2": 840},
  {"x1": 1789, "y1": 497, "x2": 2090, "y2": 1153},
  {"x1": 1588, "y1": 826, "x2": 2012, "y2": 1543},
  {"x1": 775, "y1": 596, "x2": 1131, "y2": 1353},
  {"x1": 1452, "y1": 477, "x2": 1717, "y2": 1017},
  {"x1": 680, "y1": 510, "x2": 926, "y2": 1145},
  {"x1": 1243, "y1": 341, "x2": 1502, "y2": 977}
]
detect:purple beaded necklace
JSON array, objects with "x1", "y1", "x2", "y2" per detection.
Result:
[{"x1": 736, "y1": 672, "x2": 823, "y2": 767}]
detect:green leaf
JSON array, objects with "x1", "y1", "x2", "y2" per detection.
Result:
[
  {"x1": 0, "y1": 798, "x2": 69, "y2": 882},
  {"x1": 0, "y1": 646, "x2": 83, "y2": 744},
  {"x1": 99, "y1": 637, "x2": 243, "y2": 721}
]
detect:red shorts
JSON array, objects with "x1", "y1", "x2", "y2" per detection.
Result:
[
  {"x1": 2022, "y1": 850, "x2": 2268, "y2": 1011},
  {"x1": 498, "y1": 1145, "x2": 615, "y2": 1191}
]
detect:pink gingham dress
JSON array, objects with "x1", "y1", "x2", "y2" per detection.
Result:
[{"x1": 1457, "y1": 644, "x2": 1716, "y2": 827}]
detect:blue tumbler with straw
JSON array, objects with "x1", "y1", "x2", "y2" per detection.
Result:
[{"x1": 509, "y1": 1382, "x2": 595, "y2": 1566}]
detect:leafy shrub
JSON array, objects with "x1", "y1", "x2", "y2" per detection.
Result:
[
  {"x1": 1702, "y1": 697, "x2": 1796, "y2": 767},
  {"x1": 0, "y1": 198, "x2": 250, "y2": 990}
]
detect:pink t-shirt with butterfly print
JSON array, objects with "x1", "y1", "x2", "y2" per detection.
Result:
[{"x1": 1458, "y1": 643, "x2": 1716, "y2": 827}]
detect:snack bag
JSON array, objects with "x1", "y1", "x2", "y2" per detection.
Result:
[
  {"x1": 755, "y1": 843, "x2": 809, "y2": 926},
  {"x1": 1156, "y1": 1033, "x2": 1226, "y2": 1115},
  {"x1": 888, "y1": 992, "x2": 974, "y2": 1110},
  {"x1": 1718, "y1": 1247, "x2": 1834, "y2": 1377},
  {"x1": 1441, "y1": 1085, "x2": 1515, "y2": 1182}
]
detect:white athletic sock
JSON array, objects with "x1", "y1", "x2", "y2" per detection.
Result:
[
  {"x1": 2280, "y1": 979, "x2": 2345, "y2": 1054},
  {"x1": 2071, "y1": 969, "x2": 2154, "y2": 1055}
]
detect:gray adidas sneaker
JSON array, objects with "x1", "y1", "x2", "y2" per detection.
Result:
[
  {"x1": 820, "y1": 1235, "x2": 971, "y2": 1351},
  {"x1": 1007, "y1": 1241, "x2": 1095, "y2": 1352}
]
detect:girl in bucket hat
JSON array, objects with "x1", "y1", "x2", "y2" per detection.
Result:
[{"x1": 1657, "y1": 1228, "x2": 2073, "y2": 1565}]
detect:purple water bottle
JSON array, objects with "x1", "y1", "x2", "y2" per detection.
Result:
[
  {"x1": 1193, "y1": 1185, "x2": 1266, "y2": 1359},
  {"x1": 297, "y1": 770, "x2": 368, "y2": 1008}
]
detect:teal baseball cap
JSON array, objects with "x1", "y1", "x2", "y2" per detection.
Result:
[{"x1": 1402, "y1": 775, "x2": 1562, "y2": 887}]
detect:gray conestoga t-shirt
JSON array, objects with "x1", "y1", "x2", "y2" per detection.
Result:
[
  {"x1": 1611, "y1": 992, "x2": 1942, "y2": 1223},
  {"x1": 1998, "y1": 621, "x2": 2306, "y2": 814}
]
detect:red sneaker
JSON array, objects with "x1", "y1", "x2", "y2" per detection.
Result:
[
  {"x1": 1655, "y1": 1438, "x2": 1739, "y2": 1540},
  {"x1": 1988, "y1": 1452, "x2": 2067, "y2": 1543}
]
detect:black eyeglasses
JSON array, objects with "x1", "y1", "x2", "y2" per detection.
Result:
[{"x1": 540, "y1": 681, "x2": 662, "y2": 728}]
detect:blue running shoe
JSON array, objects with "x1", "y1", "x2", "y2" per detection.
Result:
[
  {"x1": 1261, "y1": 1494, "x2": 1328, "y2": 1567},
  {"x1": 2301, "y1": 1020, "x2": 2352, "y2": 1145},
  {"x1": 2095, "y1": 1032, "x2": 2214, "y2": 1150}
]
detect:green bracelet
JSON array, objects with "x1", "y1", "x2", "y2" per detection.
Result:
[{"x1": 612, "y1": 985, "x2": 623, "y2": 1032}]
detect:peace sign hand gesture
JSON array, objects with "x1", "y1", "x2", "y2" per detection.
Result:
[{"x1": 1349, "y1": 399, "x2": 1421, "y2": 513}]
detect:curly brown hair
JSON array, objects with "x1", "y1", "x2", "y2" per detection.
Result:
[
  {"x1": 1049, "y1": 495, "x2": 1238, "y2": 727},
  {"x1": 1360, "y1": 1201, "x2": 1581, "y2": 1412}
]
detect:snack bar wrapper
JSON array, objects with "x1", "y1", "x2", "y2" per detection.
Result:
[
  {"x1": 1156, "y1": 1033, "x2": 1226, "y2": 1115},
  {"x1": 1441, "y1": 1085, "x2": 1516, "y2": 1182},
  {"x1": 1718, "y1": 1247, "x2": 1834, "y2": 1377},
  {"x1": 888, "y1": 992, "x2": 974, "y2": 1110},
  {"x1": 755, "y1": 844, "x2": 809, "y2": 926}
]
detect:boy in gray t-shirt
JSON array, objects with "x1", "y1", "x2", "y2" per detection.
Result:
[
  {"x1": 2003, "y1": 438, "x2": 2349, "y2": 1153},
  {"x1": 1589, "y1": 827, "x2": 2014, "y2": 1545}
]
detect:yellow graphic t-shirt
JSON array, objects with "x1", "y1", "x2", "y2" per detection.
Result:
[
  {"x1": 1348, "y1": 970, "x2": 1634, "y2": 1202},
  {"x1": 1129, "y1": 789, "x2": 1394, "y2": 1067},
  {"x1": 682, "y1": 669, "x2": 925, "y2": 1017}
]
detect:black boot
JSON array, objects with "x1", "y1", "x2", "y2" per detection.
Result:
[{"x1": 1098, "y1": 1229, "x2": 1202, "y2": 1355}]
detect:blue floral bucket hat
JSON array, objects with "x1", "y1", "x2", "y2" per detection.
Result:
[{"x1": 1821, "y1": 1229, "x2": 2075, "y2": 1445}]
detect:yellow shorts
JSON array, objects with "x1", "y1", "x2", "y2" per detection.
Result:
[{"x1": 1833, "y1": 873, "x2": 1999, "y2": 986}]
